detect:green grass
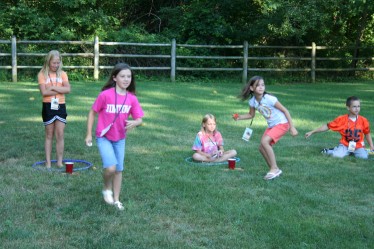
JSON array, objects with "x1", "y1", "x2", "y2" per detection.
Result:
[{"x1": 0, "y1": 79, "x2": 373, "y2": 249}]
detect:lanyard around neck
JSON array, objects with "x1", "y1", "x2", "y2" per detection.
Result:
[
  {"x1": 256, "y1": 94, "x2": 265, "y2": 106},
  {"x1": 112, "y1": 88, "x2": 128, "y2": 124},
  {"x1": 48, "y1": 73, "x2": 57, "y2": 98}
]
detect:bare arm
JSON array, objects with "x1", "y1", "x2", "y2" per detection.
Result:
[
  {"x1": 38, "y1": 73, "x2": 71, "y2": 96},
  {"x1": 217, "y1": 145, "x2": 225, "y2": 156},
  {"x1": 275, "y1": 101, "x2": 298, "y2": 136},
  {"x1": 39, "y1": 83, "x2": 59, "y2": 97},
  {"x1": 365, "y1": 133, "x2": 374, "y2": 151},
  {"x1": 48, "y1": 80, "x2": 71, "y2": 94},
  {"x1": 305, "y1": 124, "x2": 329, "y2": 139},
  {"x1": 126, "y1": 118, "x2": 143, "y2": 131},
  {"x1": 233, "y1": 107, "x2": 256, "y2": 121},
  {"x1": 194, "y1": 149, "x2": 220, "y2": 160},
  {"x1": 85, "y1": 109, "x2": 97, "y2": 145}
]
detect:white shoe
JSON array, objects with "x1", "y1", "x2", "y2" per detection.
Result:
[
  {"x1": 114, "y1": 201, "x2": 124, "y2": 211},
  {"x1": 263, "y1": 169, "x2": 282, "y2": 180},
  {"x1": 102, "y1": 190, "x2": 114, "y2": 205}
]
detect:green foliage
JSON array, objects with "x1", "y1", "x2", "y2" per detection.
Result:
[
  {"x1": 0, "y1": 0, "x2": 373, "y2": 81},
  {"x1": 261, "y1": 0, "x2": 374, "y2": 46},
  {"x1": 1, "y1": 0, "x2": 373, "y2": 47}
]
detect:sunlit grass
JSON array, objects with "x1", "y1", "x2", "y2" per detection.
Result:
[{"x1": 0, "y1": 79, "x2": 373, "y2": 249}]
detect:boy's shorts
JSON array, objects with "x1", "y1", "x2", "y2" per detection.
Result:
[
  {"x1": 96, "y1": 137, "x2": 126, "y2": 171},
  {"x1": 262, "y1": 123, "x2": 290, "y2": 145}
]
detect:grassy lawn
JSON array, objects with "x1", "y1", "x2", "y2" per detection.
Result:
[{"x1": 0, "y1": 79, "x2": 373, "y2": 249}]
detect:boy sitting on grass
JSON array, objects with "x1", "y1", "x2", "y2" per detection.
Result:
[{"x1": 305, "y1": 96, "x2": 374, "y2": 159}]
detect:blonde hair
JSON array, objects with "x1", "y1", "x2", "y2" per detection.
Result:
[
  {"x1": 200, "y1": 113, "x2": 217, "y2": 134},
  {"x1": 41, "y1": 50, "x2": 63, "y2": 79}
]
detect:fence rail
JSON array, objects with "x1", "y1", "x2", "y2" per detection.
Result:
[{"x1": 0, "y1": 36, "x2": 373, "y2": 83}]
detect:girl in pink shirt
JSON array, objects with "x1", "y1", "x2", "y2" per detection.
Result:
[
  {"x1": 85, "y1": 63, "x2": 144, "y2": 211},
  {"x1": 192, "y1": 114, "x2": 237, "y2": 162}
]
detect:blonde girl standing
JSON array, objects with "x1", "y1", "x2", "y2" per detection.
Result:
[{"x1": 38, "y1": 50, "x2": 71, "y2": 168}]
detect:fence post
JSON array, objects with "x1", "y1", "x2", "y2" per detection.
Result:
[
  {"x1": 170, "y1": 39, "x2": 176, "y2": 82},
  {"x1": 94, "y1": 36, "x2": 99, "y2": 80},
  {"x1": 242, "y1": 41, "x2": 248, "y2": 84},
  {"x1": 311, "y1": 42, "x2": 316, "y2": 83},
  {"x1": 11, "y1": 36, "x2": 17, "y2": 83}
]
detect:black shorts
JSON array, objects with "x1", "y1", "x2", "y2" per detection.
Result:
[{"x1": 42, "y1": 102, "x2": 68, "y2": 126}]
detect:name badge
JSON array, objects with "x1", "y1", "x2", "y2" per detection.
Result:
[
  {"x1": 100, "y1": 123, "x2": 113, "y2": 137},
  {"x1": 348, "y1": 141, "x2": 356, "y2": 152},
  {"x1": 242, "y1": 127, "x2": 253, "y2": 142},
  {"x1": 51, "y1": 97, "x2": 59, "y2": 110}
]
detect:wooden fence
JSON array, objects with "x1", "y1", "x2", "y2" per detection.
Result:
[{"x1": 0, "y1": 36, "x2": 373, "y2": 83}]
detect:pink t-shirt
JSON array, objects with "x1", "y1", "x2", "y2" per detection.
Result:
[
  {"x1": 192, "y1": 131, "x2": 223, "y2": 155},
  {"x1": 92, "y1": 88, "x2": 144, "y2": 141}
]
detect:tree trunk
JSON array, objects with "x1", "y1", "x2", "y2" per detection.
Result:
[{"x1": 350, "y1": 7, "x2": 368, "y2": 77}]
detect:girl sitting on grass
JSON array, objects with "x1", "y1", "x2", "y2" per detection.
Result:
[{"x1": 192, "y1": 113, "x2": 237, "y2": 162}]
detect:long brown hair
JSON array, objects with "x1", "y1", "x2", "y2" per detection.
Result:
[
  {"x1": 101, "y1": 63, "x2": 136, "y2": 94},
  {"x1": 238, "y1": 76, "x2": 265, "y2": 101}
]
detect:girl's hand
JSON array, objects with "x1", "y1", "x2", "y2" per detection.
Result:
[
  {"x1": 232, "y1": 113, "x2": 239, "y2": 120},
  {"x1": 45, "y1": 84, "x2": 52, "y2": 91},
  {"x1": 85, "y1": 135, "x2": 92, "y2": 147},
  {"x1": 305, "y1": 131, "x2": 313, "y2": 139},
  {"x1": 125, "y1": 120, "x2": 140, "y2": 131},
  {"x1": 290, "y1": 126, "x2": 298, "y2": 136},
  {"x1": 218, "y1": 150, "x2": 223, "y2": 157}
]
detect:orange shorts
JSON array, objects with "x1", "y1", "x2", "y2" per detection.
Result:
[{"x1": 262, "y1": 123, "x2": 289, "y2": 145}]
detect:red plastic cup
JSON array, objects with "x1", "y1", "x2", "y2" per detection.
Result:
[
  {"x1": 65, "y1": 162, "x2": 74, "y2": 174},
  {"x1": 228, "y1": 158, "x2": 236, "y2": 170}
]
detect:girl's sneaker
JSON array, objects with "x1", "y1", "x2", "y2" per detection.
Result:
[
  {"x1": 102, "y1": 190, "x2": 114, "y2": 205},
  {"x1": 114, "y1": 201, "x2": 124, "y2": 211}
]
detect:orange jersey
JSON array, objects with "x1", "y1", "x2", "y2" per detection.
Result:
[
  {"x1": 327, "y1": 114, "x2": 370, "y2": 148},
  {"x1": 38, "y1": 71, "x2": 68, "y2": 103}
]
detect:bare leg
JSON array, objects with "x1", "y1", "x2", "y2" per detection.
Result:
[
  {"x1": 54, "y1": 121, "x2": 65, "y2": 167},
  {"x1": 215, "y1": 149, "x2": 237, "y2": 162},
  {"x1": 44, "y1": 123, "x2": 55, "y2": 168},
  {"x1": 192, "y1": 153, "x2": 210, "y2": 162},
  {"x1": 102, "y1": 166, "x2": 116, "y2": 204},
  {"x1": 259, "y1": 135, "x2": 279, "y2": 173},
  {"x1": 103, "y1": 166, "x2": 116, "y2": 191},
  {"x1": 193, "y1": 150, "x2": 237, "y2": 163},
  {"x1": 112, "y1": 171, "x2": 123, "y2": 202}
]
